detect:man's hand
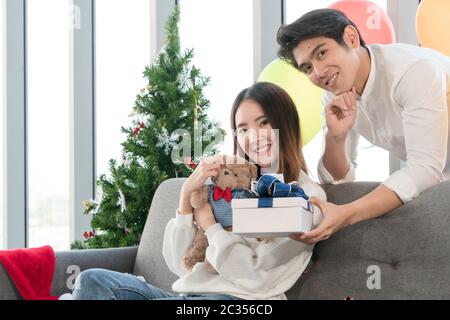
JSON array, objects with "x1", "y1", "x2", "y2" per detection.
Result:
[
  {"x1": 290, "y1": 185, "x2": 403, "y2": 245},
  {"x1": 290, "y1": 197, "x2": 353, "y2": 245},
  {"x1": 325, "y1": 86, "x2": 358, "y2": 142}
]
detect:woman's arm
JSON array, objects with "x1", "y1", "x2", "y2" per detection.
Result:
[
  {"x1": 162, "y1": 212, "x2": 197, "y2": 277},
  {"x1": 163, "y1": 155, "x2": 223, "y2": 276},
  {"x1": 178, "y1": 184, "x2": 194, "y2": 215},
  {"x1": 162, "y1": 184, "x2": 197, "y2": 277}
]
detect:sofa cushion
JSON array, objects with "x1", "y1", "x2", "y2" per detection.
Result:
[{"x1": 292, "y1": 181, "x2": 450, "y2": 300}]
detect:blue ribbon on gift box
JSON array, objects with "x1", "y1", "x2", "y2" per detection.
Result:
[{"x1": 256, "y1": 175, "x2": 310, "y2": 209}]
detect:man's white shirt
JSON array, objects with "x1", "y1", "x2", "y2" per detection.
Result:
[{"x1": 318, "y1": 43, "x2": 450, "y2": 203}]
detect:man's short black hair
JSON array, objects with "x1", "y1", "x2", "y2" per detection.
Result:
[{"x1": 277, "y1": 8, "x2": 366, "y2": 68}]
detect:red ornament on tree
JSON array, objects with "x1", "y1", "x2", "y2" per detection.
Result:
[
  {"x1": 183, "y1": 157, "x2": 198, "y2": 170},
  {"x1": 83, "y1": 231, "x2": 94, "y2": 239},
  {"x1": 189, "y1": 162, "x2": 197, "y2": 169}
]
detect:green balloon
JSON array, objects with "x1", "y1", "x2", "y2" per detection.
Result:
[{"x1": 258, "y1": 59, "x2": 324, "y2": 146}]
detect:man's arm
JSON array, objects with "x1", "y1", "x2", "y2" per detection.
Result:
[
  {"x1": 346, "y1": 184, "x2": 402, "y2": 225},
  {"x1": 382, "y1": 60, "x2": 448, "y2": 203},
  {"x1": 297, "y1": 184, "x2": 402, "y2": 244},
  {"x1": 322, "y1": 131, "x2": 352, "y2": 181},
  {"x1": 298, "y1": 60, "x2": 448, "y2": 244},
  {"x1": 318, "y1": 87, "x2": 359, "y2": 184}
]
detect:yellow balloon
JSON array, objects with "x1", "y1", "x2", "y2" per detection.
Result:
[
  {"x1": 257, "y1": 59, "x2": 324, "y2": 146},
  {"x1": 416, "y1": 0, "x2": 450, "y2": 56}
]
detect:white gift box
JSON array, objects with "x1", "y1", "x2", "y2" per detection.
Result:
[{"x1": 231, "y1": 197, "x2": 314, "y2": 238}]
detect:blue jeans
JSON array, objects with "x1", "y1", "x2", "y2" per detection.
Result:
[{"x1": 72, "y1": 268, "x2": 242, "y2": 300}]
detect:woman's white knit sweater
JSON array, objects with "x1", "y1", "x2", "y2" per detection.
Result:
[{"x1": 162, "y1": 171, "x2": 326, "y2": 300}]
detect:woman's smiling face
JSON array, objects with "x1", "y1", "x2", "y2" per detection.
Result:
[{"x1": 235, "y1": 99, "x2": 277, "y2": 168}]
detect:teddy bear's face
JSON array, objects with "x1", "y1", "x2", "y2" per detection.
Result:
[{"x1": 214, "y1": 163, "x2": 258, "y2": 190}]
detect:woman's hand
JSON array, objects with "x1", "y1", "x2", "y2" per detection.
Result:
[
  {"x1": 178, "y1": 155, "x2": 223, "y2": 215},
  {"x1": 290, "y1": 197, "x2": 354, "y2": 245},
  {"x1": 182, "y1": 155, "x2": 223, "y2": 194},
  {"x1": 325, "y1": 86, "x2": 358, "y2": 142},
  {"x1": 193, "y1": 203, "x2": 216, "y2": 231}
]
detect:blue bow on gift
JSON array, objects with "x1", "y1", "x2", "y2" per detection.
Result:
[{"x1": 255, "y1": 174, "x2": 310, "y2": 209}]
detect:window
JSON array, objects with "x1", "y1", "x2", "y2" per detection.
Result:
[
  {"x1": 0, "y1": 0, "x2": 5, "y2": 249},
  {"x1": 286, "y1": 0, "x2": 389, "y2": 182},
  {"x1": 27, "y1": 0, "x2": 71, "y2": 250},
  {"x1": 179, "y1": 0, "x2": 254, "y2": 154},
  {"x1": 95, "y1": 0, "x2": 151, "y2": 178}
]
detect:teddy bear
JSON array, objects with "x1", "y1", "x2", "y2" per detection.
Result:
[{"x1": 182, "y1": 155, "x2": 258, "y2": 273}]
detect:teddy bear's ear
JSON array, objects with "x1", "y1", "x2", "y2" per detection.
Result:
[{"x1": 249, "y1": 163, "x2": 258, "y2": 179}]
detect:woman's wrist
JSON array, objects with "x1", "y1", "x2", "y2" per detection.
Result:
[
  {"x1": 181, "y1": 181, "x2": 193, "y2": 196},
  {"x1": 200, "y1": 218, "x2": 217, "y2": 231},
  {"x1": 178, "y1": 184, "x2": 193, "y2": 215}
]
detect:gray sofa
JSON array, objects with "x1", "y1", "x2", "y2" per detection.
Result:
[{"x1": 1, "y1": 178, "x2": 450, "y2": 300}]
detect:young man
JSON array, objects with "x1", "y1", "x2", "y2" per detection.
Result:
[{"x1": 277, "y1": 9, "x2": 450, "y2": 244}]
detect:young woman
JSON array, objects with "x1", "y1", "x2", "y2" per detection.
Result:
[{"x1": 70, "y1": 82, "x2": 326, "y2": 300}]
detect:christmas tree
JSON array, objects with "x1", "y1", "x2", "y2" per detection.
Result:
[{"x1": 72, "y1": 6, "x2": 225, "y2": 249}]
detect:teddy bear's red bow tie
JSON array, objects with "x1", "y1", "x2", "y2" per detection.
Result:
[{"x1": 213, "y1": 187, "x2": 232, "y2": 202}]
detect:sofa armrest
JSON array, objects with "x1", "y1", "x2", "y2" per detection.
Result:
[
  {"x1": 0, "y1": 264, "x2": 21, "y2": 300},
  {"x1": 0, "y1": 246, "x2": 138, "y2": 299},
  {"x1": 52, "y1": 246, "x2": 138, "y2": 297}
]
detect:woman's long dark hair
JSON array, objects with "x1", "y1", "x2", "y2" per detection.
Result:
[{"x1": 230, "y1": 82, "x2": 308, "y2": 183}]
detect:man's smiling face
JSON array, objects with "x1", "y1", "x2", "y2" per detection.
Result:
[{"x1": 292, "y1": 31, "x2": 361, "y2": 95}]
